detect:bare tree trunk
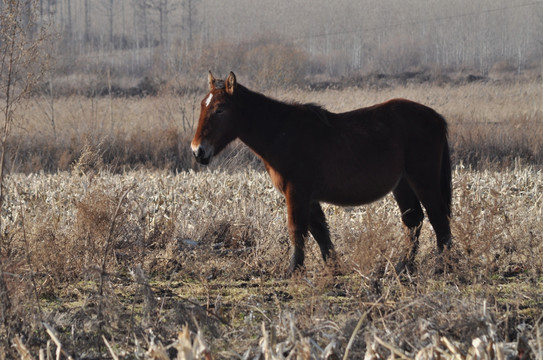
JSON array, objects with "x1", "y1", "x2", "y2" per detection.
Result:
[
  {"x1": 108, "y1": 0, "x2": 114, "y2": 47},
  {"x1": 0, "y1": 121, "x2": 11, "y2": 332},
  {"x1": 47, "y1": 0, "x2": 57, "y2": 24},
  {"x1": 65, "y1": 0, "x2": 72, "y2": 49},
  {"x1": 39, "y1": 0, "x2": 44, "y2": 25},
  {"x1": 22, "y1": 0, "x2": 32, "y2": 38},
  {"x1": 163, "y1": 0, "x2": 169, "y2": 48},
  {"x1": 186, "y1": 0, "x2": 194, "y2": 49},
  {"x1": 158, "y1": 0, "x2": 165, "y2": 47},
  {"x1": 57, "y1": 0, "x2": 64, "y2": 33},
  {"x1": 84, "y1": 0, "x2": 90, "y2": 44},
  {"x1": 110, "y1": 0, "x2": 114, "y2": 47},
  {"x1": 141, "y1": 0, "x2": 149, "y2": 48},
  {"x1": 121, "y1": 0, "x2": 126, "y2": 48}
]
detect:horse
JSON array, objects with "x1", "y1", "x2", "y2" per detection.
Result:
[{"x1": 191, "y1": 71, "x2": 452, "y2": 275}]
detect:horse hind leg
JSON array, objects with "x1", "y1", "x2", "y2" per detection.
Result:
[
  {"x1": 409, "y1": 182, "x2": 452, "y2": 253},
  {"x1": 404, "y1": 140, "x2": 452, "y2": 253},
  {"x1": 393, "y1": 178, "x2": 424, "y2": 274},
  {"x1": 410, "y1": 183, "x2": 452, "y2": 274}
]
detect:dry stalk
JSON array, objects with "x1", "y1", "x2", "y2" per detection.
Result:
[
  {"x1": 374, "y1": 336, "x2": 413, "y2": 360},
  {"x1": 98, "y1": 184, "x2": 135, "y2": 311},
  {"x1": 173, "y1": 324, "x2": 212, "y2": 360},
  {"x1": 0, "y1": 163, "x2": 541, "y2": 357},
  {"x1": 440, "y1": 336, "x2": 463, "y2": 357},
  {"x1": 145, "y1": 324, "x2": 212, "y2": 360},
  {"x1": 12, "y1": 336, "x2": 33, "y2": 360},
  {"x1": 0, "y1": 256, "x2": 10, "y2": 332},
  {"x1": 19, "y1": 208, "x2": 43, "y2": 321},
  {"x1": 43, "y1": 322, "x2": 73, "y2": 360},
  {"x1": 131, "y1": 265, "x2": 157, "y2": 328},
  {"x1": 343, "y1": 300, "x2": 380, "y2": 360},
  {"x1": 146, "y1": 340, "x2": 169, "y2": 360},
  {"x1": 102, "y1": 335, "x2": 119, "y2": 360}
]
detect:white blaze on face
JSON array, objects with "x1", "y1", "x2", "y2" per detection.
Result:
[
  {"x1": 205, "y1": 93, "x2": 213, "y2": 107},
  {"x1": 191, "y1": 142, "x2": 199, "y2": 153}
]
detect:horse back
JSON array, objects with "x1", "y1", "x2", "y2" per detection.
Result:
[{"x1": 261, "y1": 98, "x2": 448, "y2": 205}]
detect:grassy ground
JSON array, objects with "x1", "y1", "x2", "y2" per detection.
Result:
[
  {"x1": 1, "y1": 164, "x2": 542, "y2": 358},
  {"x1": 1, "y1": 79, "x2": 542, "y2": 358}
]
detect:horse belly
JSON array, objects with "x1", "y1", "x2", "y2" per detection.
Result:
[
  {"x1": 318, "y1": 179, "x2": 399, "y2": 206},
  {"x1": 315, "y1": 161, "x2": 402, "y2": 206},
  {"x1": 313, "y1": 128, "x2": 404, "y2": 205}
]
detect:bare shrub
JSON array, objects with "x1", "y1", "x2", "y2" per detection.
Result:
[
  {"x1": 194, "y1": 37, "x2": 310, "y2": 90},
  {"x1": 242, "y1": 37, "x2": 309, "y2": 89},
  {"x1": 332, "y1": 201, "x2": 404, "y2": 277}
]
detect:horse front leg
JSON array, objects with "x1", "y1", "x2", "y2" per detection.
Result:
[
  {"x1": 309, "y1": 202, "x2": 339, "y2": 267},
  {"x1": 285, "y1": 187, "x2": 311, "y2": 276}
]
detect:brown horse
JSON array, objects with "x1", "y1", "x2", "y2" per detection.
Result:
[{"x1": 192, "y1": 71, "x2": 452, "y2": 275}]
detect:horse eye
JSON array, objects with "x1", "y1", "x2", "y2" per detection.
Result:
[{"x1": 215, "y1": 108, "x2": 224, "y2": 115}]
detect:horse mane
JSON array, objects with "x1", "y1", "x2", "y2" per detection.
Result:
[
  {"x1": 235, "y1": 84, "x2": 332, "y2": 127},
  {"x1": 292, "y1": 102, "x2": 332, "y2": 127}
]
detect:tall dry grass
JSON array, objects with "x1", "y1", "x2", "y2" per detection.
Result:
[
  {"x1": 1, "y1": 79, "x2": 542, "y2": 357},
  {"x1": 0, "y1": 162, "x2": 542, "y2": 357},
  {"x1": 280, "y1": 79, "x2": 543, "y2": 168},
  {"x1": 6, "y1": 79, "x2": 543, "y2": 173}
]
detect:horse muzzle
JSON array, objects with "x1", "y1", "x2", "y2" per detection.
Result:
[{"x1": 191, "y1": 142, "x2": 213, "y2": 165}]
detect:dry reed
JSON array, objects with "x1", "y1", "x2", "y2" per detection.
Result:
[
  {"x1": 0, "y1": 162, "x2": 541, "y2": 357},
  {"x1": 6, "y1": 80, "x2": 543, "y2": 173}
]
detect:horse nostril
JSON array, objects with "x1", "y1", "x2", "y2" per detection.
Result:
[
  {"x1": 192, "y1": 144, "x2": 212, "y2": 165},
  {"x1": 193, "y1": 146, "x2": 205, "y2": 160}
]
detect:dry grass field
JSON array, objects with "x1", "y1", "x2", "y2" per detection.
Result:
[
  {"x1": 8, "y1": 78, "x2": 543, "y2": 173},
  {"x1": 1, "y1": 79, "x2": 543, "y2": 358}
]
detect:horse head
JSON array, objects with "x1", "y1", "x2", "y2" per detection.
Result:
[{"x1": 191, "y1": 71, "x2": 238, "y2": 165}]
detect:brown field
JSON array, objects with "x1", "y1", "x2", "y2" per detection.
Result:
[
  {"x1": 8, "y1": 78, "x2": 543, "y2": 173},
  {"x1": 1, "y1": 80, "x2": 543, "y2": 358}
]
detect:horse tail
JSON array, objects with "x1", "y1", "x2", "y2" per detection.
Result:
[{"x1": 441, "y1": 139, "x2": 452, "y2": 218}]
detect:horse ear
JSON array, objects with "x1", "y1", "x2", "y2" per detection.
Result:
[
  {"x1": 225, "y1": 72, "x2": 236, "y2": 95},
  {"x1": 208, "y1": 71, "x2": 216, "y2": 91}
]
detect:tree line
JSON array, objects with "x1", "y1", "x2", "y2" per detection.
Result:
[{"x1": 5, "y1": 0, "x2": 543, "y2": 89}]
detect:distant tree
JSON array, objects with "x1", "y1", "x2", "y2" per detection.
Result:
[
  {"x1": 145, "y1": 0, "x2": 179, "y2": 48},
  {"x1": 182, "y1": 0, "x2": 200, "y2": 49},
  {"x1": 84, "y1": 0, "x2": 90, "y2": 44},
  {"x1": 97, "y1": 0, "x2": 115, "y2": 48},
  {"x1": 46, "y1": 0, "x2": 56, "y2": 21},
  {"x1": 134, "y1": 0, "x2": 151, "y2": 47},
  {"x1": 64, "y1": 0, "x2": 72, "y2": 47},
  {"x1": 106, "y1": 0, "x2": 114, "y2": 45}
]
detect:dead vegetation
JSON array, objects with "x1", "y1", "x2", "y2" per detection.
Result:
[
  {"x1": 4, "y1": 79, "x2": 543, "y2": 174},
  {"x1": 0, "y1": 80, "x2": 542, "y2": 358},
  {"x1": 0, "y1": 162, "x2": 542, "y2": 358}
]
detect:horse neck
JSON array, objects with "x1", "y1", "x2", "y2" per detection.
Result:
[{"x1": 235, "y1": 86, "x2": 289, "y2": 160}]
